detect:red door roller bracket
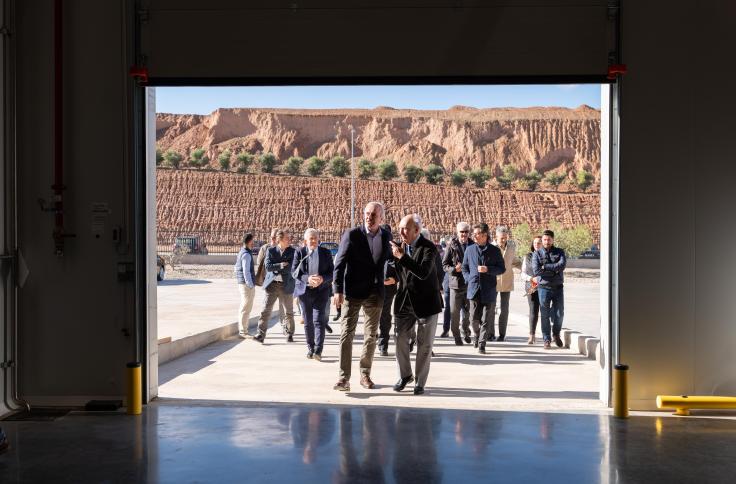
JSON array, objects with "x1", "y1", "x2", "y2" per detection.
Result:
[
  {"x1": 607, "y1": 64, "x2": 627, "y2": 80},
  {"x1": 129, "y1": 65, "x2": 149, "y2": 85}
]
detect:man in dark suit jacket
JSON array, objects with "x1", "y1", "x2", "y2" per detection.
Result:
[
  {"x1": 292, "y1": 228, "x2": 334, "y2": 360},
  {"x1": 332, "y1": 202, "x2": 392, "y2": 392},
  {"x1": 391, "y1": 214, "x2": 443, "y2": 395},
  {"x1": 462, "y1": 223, "x2": 506, "y2": 354},
  {"x1": 255, "y1": 229, "x2": 297, "y2": 343}
]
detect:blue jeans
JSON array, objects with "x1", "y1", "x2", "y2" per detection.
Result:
[{"x1": 538, "y1": 286, "x2": 564, "y2": 341}]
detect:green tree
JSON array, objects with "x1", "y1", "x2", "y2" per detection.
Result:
[
  {"x1": 305, "y1": 156, "x2": 327, "y2": 176},
  {"x1": 467, "y1": 169, "x2": 490, "y2": 188},
  {"x1": 357, "y1": 158, "x2": 375, "y2": 179},
  {"x1": 284, "y1": 156, "x2": 304, "y2": 176},
  {"x1": 511, "y1": 223, "x2": 535, "y2": 257},
  {"x1": 450, "y1": 170, "x2": 467, "y2": 187},
  {"x1": 218, "y1": 149, "x2": 231, "y2": 171},
  {"x1": 328, "y1": 156, "x2": 349, "y2": 177},
  {"x1": 523, "y1": 170, "x2": 543, "y2": 190},
  {"x1": 496, "y1": 165, "x2": 518, "y2": 189},
  {"x1": 376, "y1": 159, "x2": 398, "y2": 180},
  {"x1": 155, "y1": 148, "x2": 164, "y2": 166},
  {"x1": 576, "y1": 169, "x2": 595, "y2": 191},
  {"x1": 259, "y1": 152, "x2": 278, "y2": 174},
  {"x1": 235, "y1": 152, "x2": 254, "y2": 173},
  {"x1": 163, "y1": 150, "x2": 183, "y2": 169},
  {"x1": 403, "y1": 164, "x2": 424, "y2": 183},
  {"x1": 425, "y1": 164, "x2": 445, "y2": 184},
  {"x1": 189, "y1": 148, "x2": 208, "y2": 167},
  {"x1": 544, "y1": 171, "x2": 566, "y2": 189}
]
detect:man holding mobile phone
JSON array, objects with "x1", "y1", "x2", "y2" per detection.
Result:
[{"x1": 254, "y1": 229, "x2": 297, "y2": 343}]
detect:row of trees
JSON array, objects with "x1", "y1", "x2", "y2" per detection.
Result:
[
  {"x1": 156, "y1": 148, "x2": 597, "y2": 191},
  {"x1": 511, "y1": 221, "x2": 594, "y2": 259}
]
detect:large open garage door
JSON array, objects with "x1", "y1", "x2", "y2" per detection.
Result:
[{"x1": 137, "y1": 0, "x2": 620, "y2": 405}]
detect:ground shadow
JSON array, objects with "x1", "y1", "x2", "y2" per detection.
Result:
[
  {"x1": 159, "y1": 338, "x2": 243, "y2": 385},
  {"x1": 158, "y1": 279, "x2": 212, "y2": 286},
  {"x1": 345, "y1": 387, "x2": 599, "y2": 400}
]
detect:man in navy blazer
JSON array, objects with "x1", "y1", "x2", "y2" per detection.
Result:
[
  {"x1": 462, "y1": 223, "x2": 506, "y2": 354},
  {"x1": 292, "y1": 228, "x2": 334, "y2": 360},
  {"x1": 332, "y1": 202, "x2": 392, "y2": 392},
  {"x1": 255, "y1": 229, "x2": 297, "y2": 343}
]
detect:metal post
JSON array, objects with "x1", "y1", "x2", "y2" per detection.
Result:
[{"x1": 350, "y1": 127, "x2": 355, "y2": 227}]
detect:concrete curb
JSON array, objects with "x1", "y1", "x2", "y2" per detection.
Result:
[{"x1": 561, "y1": 328, "x2": 601, "y2": 362}]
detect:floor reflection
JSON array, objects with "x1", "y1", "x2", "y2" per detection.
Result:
[{"x1": 2, "y1": 403, "x2": 736, "y2": 483}]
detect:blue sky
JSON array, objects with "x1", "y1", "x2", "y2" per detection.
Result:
[{"x1": 155, "y1": 84, "x2": 601, "y2": 114}]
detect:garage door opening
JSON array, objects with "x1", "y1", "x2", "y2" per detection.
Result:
[{"x1": 146, "y1": 83, "x2": 612, "y2": 411}]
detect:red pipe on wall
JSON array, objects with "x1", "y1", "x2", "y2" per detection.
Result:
[{"x1": 52, "y1": 0, "x2": 64, "y2": 255}]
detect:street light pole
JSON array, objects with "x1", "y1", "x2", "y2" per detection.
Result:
[{"x1": 350, "y1": 127, "x2": 355, "y2": 228}]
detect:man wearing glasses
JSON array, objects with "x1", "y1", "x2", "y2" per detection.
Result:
[{"x1": 442, "y1": 222, "x2": 474, "y2": 346}]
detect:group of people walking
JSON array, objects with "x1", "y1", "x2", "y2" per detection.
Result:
[{"x1": 235, "y1": 201, "x2": 567, "y2": 395}]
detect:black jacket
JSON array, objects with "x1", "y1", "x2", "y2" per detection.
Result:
[
  {"x1": 333, "y1": 226, "x2": 392, "y2": 299},
  {"x1": 442, "y1": 236, "x2": 473, "y2": 290},
  {"x1": 393, "y1": 234, "x2": 443, "y2": 319},
  {"x1": 532, "y1": 246, "x2": 567, "y2": 288}
]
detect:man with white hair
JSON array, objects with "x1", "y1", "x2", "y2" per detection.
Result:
[
  {"x1": 492, "y1": 225, "x2": 516, "y2": 342},
  {"x1": 442, "y1": 222, "x2": 473, "y2": 345},
  {"x1": 292, "y1": 228, "x2": 334, "y2": 360},
  {"x1": 332, "y1": 202, "x2": 392, "y2": 391},
  {"x1": 390, "y1": 214, "x2": 443, "y2": 395}
]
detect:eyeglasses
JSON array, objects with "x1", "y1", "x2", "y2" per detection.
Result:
[{"x1": 459, "y1": 230, "x2": 469, "y2": 233}]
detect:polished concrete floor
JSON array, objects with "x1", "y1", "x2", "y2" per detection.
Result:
[{"x1": 2, "y1": 401, "x2": 736, "y2": 483}]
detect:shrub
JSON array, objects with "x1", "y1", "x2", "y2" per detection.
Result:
[
  {"x1": 496, "y1": 165, "x2": 518, "y2": 189},
  {"x1": 259, "y1": 152, "x2": 278, "y2": 174},
  {"x1": 284, "y1": 156, "x2": 304, "y2": 176},
  {"x1": 357, "y1": 158, "x2": 375, "y2": 179},
  {"x1": 425, "y1": 164, "x2": 445, "y2": 184},
  {"x1": 376, "y1": 159, "x2": 398, "y2": 180},
  {"x1": 545, "y1": 220, "x2": 593, "y2": 258},
  {"x1": 544, "y1": 171, "x2": 566, "y2": 189},
  {"x1": 450, "y1": 170, "x2": 467, "y2": 186},
  {"x1": 403, "y1": 164, "x2": 424, "y2": 183},
  {"x1": 523, "y1": 170, "x2": 543, "y2": 190},
  {"x1": 576, "y1": 169, "x2": 595, "y2": 191},
  {"x1": 189, "y1": 148, "x2": 208, "y2": 167},
  {"x1": 328, "y1": 156, "x2": 349, "y2": 177},
  {"x1": 218, "y1": 149, "x2": 231, "y2": 171},
  {"x1": 305, "y1": 156, "x2": 327, "y2": 176},
  {"x1": 235, "y1": 152, "x2": 254, "y2": 173},
  {"x1": 155, "y1": 148, "x2": 163, "y2": 166},
  {"x1": 163, "y1": 150, "x2": 183, "y2": 169},
  {"x1": 467, "y1": 169, "x2": 490, "y2": 188},
  {"x1": 511, "y1": 223, "x2": 535, "y2": 259}
]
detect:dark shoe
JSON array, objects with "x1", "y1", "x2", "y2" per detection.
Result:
[
  {"x1": 473, "y1": 337, "x2": 478, "y2": 348},
  {"x1": 333, "y1": 378, "x2": 350, "y2": 391},
  {"x1": 254, "y1": 334, "x2": 265, "y2": 343},
  {"x1": 454, "y1": 337, "x2": 464, "y2": 346},
  {"x1": 313, "y1": 353, "x2": 322, "y2": 362},
  {"x1": 409, "y1": 339, "x2": 415, "y2": 353},
  {"x1": 380, "y1": 347, "x2": 389, "y2": 357},
  {"x1": 306, "y1": 350, "x2": 314, "y2": 359},
  {"x1": 489, "y1": 335, "x2": 496, "y2": 342},
  {"x1": 496, "y1": 335, "x2": 505, "y2": 342},
  {"x1": 440, "y1": 331, "x2": 449, "y2": 338},
  {"x1": 393, "y1": 375, "x2": 414, "y2": 392},
  {"x1": 463, "y1": 332, "x2": 472, "y2": 344},
  {"x1": 554, "y1": 334, "x2": 564, "y2": 348},
  {"x1": 478, "y1": 343, "x2": 486, "y2": 354},
  {"x1": 287, "y1": 334, "x2": 294, "y2": 342},
  {"x1": 325, "y1": 324, "x2": 333, "y2": 334},
  {"x1": 360, "y1": 375, "x2": 375, "y2": 389},
  {"x1": 413, "y1": 386, "x2": 425, "y2": 395},
  {"x1": 544, "y1": 340, "x2": 552, "y2": 349},
  {"x1": 431, "y1": 351, "x2": 435, "y2": 357}
]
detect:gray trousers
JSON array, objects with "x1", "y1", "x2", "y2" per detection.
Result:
[
  {"x1": 338, "y1": 293, "x2": 383, "y2": 380},
  {"x1": 449, "y1": 288, "x2": 470, "y2": 338},
  {"x1": 257, "y1": 282, "x2": 295, "y2": 338},
  {"x1": 492, "y1": 291, "x2": 510, "y2": 338},
  {"x1": 395, "y1": 312, "x2": 438, "y2": 388}
]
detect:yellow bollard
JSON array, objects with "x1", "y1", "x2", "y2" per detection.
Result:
[
  {"x1": 613, "y1": 363, "x2": 629, "y2": 418},
  {"x1": 127, "y1": 362, "x2": 142, "y2": 415},
  {"x1": 656, "y1": 395, "x2": 736, "y2": 416}
]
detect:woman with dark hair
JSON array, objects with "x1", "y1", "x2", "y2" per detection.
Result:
[{"x1": 521, "y1": 235, "x2": 543, "y2": 344}]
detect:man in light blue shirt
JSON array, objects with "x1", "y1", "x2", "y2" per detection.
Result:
[{"x1": 235, "y1": 233, "x2": 256, "y2": 338}]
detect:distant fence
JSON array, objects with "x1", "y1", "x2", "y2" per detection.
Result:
[{"x1": 156, "y1": 229, "x2": 453, "y2": 255}]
